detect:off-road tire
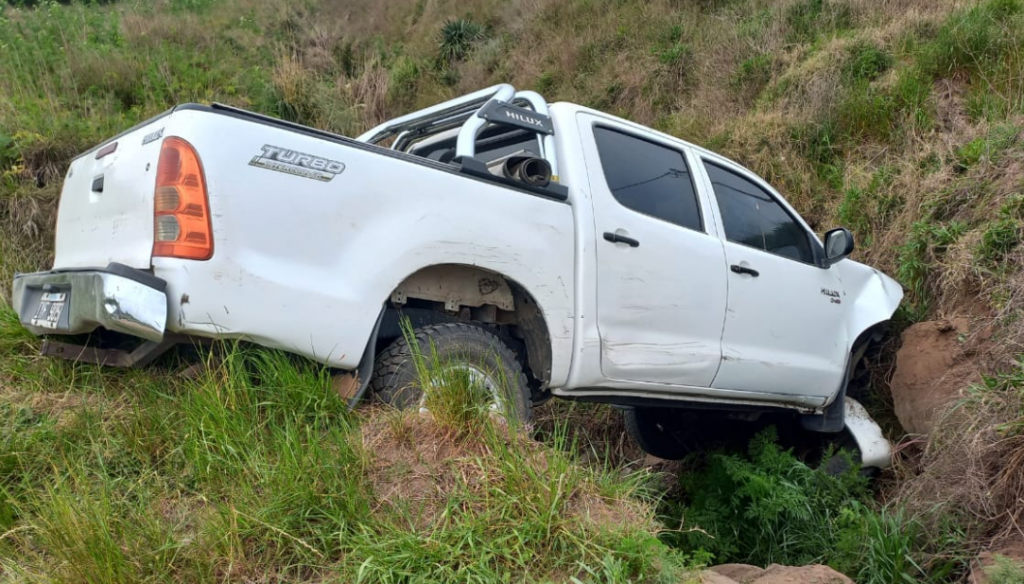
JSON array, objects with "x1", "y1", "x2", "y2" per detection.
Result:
[
  {"x1": 624, "y1": 407, "x2": 698, "y2": 460},
  {"x1": 370, "y1": 323, "x2": 532, "y2": 423}
]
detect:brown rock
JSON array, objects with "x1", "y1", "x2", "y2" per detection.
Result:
[
  {"x1": 700, "y1": 571, "x2": 740, "y2": 584},
  {"x1": 889, "y1": 319, "x2": 981, "y2": 435},
  {"x1": 749, "y1": 564, "x2": 854, "y2": 584},
  {"x1": 710, "y1": 564, "x2": 767, "y2": 582}
]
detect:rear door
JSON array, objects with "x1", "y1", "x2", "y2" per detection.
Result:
[
  {"x1": 697, "y1": 158, "x2": 849, "y2": 399},
  {"x1": 579, "y1": 114, "x2": 728, "y2": 387},
  {"x1": 52, "y1": 121, "x2": 165, "y2": 269}
]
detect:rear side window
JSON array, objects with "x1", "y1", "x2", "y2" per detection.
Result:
[
  {"x1": 703, "y1": 161, "x2": 814, "y2": 264},
  {"x1": 593, "y1": 127, "x2": 703, "y2": 232}
]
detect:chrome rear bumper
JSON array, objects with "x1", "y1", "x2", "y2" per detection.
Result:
[{"x1": 12, "y1": 263, "x2": 167, "y2": 342}]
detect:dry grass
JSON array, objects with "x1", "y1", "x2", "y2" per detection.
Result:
[{"x1": 895, "y1": 376, "x2": 1024, "y2": 544}]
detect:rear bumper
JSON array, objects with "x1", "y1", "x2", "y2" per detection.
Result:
[{"x1": 12, "y1": 263, "x2": 168, "y2": 342}]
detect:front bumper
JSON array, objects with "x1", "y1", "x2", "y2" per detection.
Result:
[{"x1": 12, "y1": 263, "x2": 168, "y2": 342}]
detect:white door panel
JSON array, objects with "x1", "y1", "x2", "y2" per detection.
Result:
[
  {"x1": 695, "y1": 157, "x2": 849, "y2": 398},
  {"x1": 579, "y1": 114, "x2": 728, "y2": 387},
  {"x1": 712, "y1": 243, "x2": 847, "y2": 397}
]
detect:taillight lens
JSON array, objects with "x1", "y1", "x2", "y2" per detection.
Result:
[{"x1": 153, "y1": 137, "x2": 213, "y2": 260}]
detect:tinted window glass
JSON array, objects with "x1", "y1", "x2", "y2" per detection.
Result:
[
  {"x1": 704, "y1": 162, "x2": 814, "y2": 263},
  {"x1": 593, "y1": 127, "x2": 702, "y2": 232}
]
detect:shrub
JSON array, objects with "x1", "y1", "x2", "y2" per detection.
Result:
[
  {"x1": 733, "y1": 53, "x2": 772, "y2": 98},
  {"x1": 919, "y1": 0, "x2": 1024, "y2": 79},
  {"x1": 835, "y1": 68, "x2": 933, "y2": 143},
  {"x1": 661, "y1": 428, "x2": 871, "y2": 565},
  {"x1": 437, "y1": 18, "x2": 486, "y2": 66},
  {"x1": 661, "y1": 429, "x2": 937, "y2": 582},
  {"x1": 785, "y1": 0, "x2": 853, "y2": 43},
  {"x1": 955, "y1": 125, "x2": 1020, "y2": 168},
  {"x1": 843, "y1": 42, "x2": 894, "y2": 82},
  {"x1": 977, "y1": 217, "x2": 1021, "y2": 264}
]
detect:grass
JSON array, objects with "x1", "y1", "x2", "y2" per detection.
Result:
[{"x1": 0, "y1": 304, "x2": 697, "y2": 582}]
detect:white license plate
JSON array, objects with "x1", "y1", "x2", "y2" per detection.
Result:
[{"x1": 30, "y1": 292, "x2": 67, "y2": 330}]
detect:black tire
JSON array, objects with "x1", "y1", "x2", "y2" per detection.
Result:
[
  {"x1": 370, "y1": 323, "x2": 532, "y2": 423},
  {"x1": 624, "y1": 407, "x2": 698, "y2": 460}
]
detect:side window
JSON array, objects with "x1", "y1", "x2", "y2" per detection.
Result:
[
  {"x1": 703, "y1": 161, "x2": 815, "y2": 264},
  {"x1": 593, "y1": 127, "x2": 703, "y2": 232}
]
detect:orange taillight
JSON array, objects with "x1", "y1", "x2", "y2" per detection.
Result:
[{"x1": 153, "y1": 137, "x2": 213, "y2": 260}]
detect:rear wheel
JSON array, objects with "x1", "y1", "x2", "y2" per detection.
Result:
[{"x1": 370, "y1": 323, "x2": 532, "y2": 424}]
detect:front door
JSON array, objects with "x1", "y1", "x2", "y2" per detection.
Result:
[
  {"x1": 697, "y1": 159, "x2": 849, "y2": 399},
  {"x1": 579, "y1": 114, "x2": 729, "y2": 387}
]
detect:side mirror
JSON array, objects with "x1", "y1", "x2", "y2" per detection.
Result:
[{"x1": 823, "y1": 227, "x2": 855, "y2": 267}]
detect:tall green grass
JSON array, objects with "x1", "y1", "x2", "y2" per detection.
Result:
[{"x1": 0, "y1": 304, "x2": 697, "y2": 582}]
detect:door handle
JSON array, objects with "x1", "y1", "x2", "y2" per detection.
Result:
[
  {"x1": 603, "y1": 232, "x2": 640, "y2": 247},
  {"x1": 730, "y1": 264, "x2": 759, "y2": 277}
]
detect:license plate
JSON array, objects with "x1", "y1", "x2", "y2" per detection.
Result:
[{"x1": 30, "y1": 291, "x2": 67, "y2": 330}]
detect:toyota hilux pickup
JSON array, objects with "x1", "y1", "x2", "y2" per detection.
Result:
[{"x1": 11, "y1": 84, "x2": 902, "y2": 467}]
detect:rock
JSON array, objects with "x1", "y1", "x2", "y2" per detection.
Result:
[
  {"x1": 749, "y1": 564, "x2": 853, "y2": 584},
  {"x1": 709, "y1": 564, "x2": 766, "y2": 582},
  {"x1": 699, "y1": 564, "x2": 853, "y2": 584},
  {"x1": 890, "y1": 319, "x2": 981, "y2": 435},
  {"x1": 701, "y1": 571, "x2": 741, "y2": 584}
]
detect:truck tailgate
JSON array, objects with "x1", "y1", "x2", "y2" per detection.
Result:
[{"x1": 53, "y1": 121, "x2": 165, "y2": 270}]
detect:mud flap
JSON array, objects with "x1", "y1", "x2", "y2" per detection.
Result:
[{"x1": 800, "y1": 383, "x2": 846, "y2": 433}]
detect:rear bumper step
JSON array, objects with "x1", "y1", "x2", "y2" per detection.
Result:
[{"x1": 12, "y1": 263, "x2": 168, "y2": 342}]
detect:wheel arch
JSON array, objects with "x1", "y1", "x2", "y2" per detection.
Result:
[{"x1": 376, "y1": 263, "x2": 555, "y2": 390}]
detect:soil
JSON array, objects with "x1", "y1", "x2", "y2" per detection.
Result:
[
  {"x1": 889, "y1": 318, "x2": 984, "y2": 435},
  {"x1": 359, "y1": 410, "x2": 651, "y2": 533}
]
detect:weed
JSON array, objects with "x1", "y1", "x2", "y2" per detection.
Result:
[
  {"x1": 732, "y1": 53, "x2": 772, "y2": 99},
  {"x1": 986, "y1": 555, "x2": 1024, "y2": 584},
  {"x1": 838, "y1": 507, "x2": 928, "y2": 584},
  {"x1": 920, "y1": 0, "x2": 1024, "y2": 78},
  {"x1": 977, "y1": 218, "x2": 1021, "y2": 264},
  {"x1": 437, "y1": 18, "x2": 486, "y2": 66},
  {"x1": 956, "y1": 125, "x2": 1020, "y2": 168},
  {"x1": 835, "y1": 68, "x2": 933, "y2": 143},
  {"x1": 662, "y1": 428, "x2": 869, "y2": 564},
  {"x1": 919, "y1": 0, "x2": 1024, "y2": 116},
  {"x1": 790, "y1": 121, "x2": 843, "y2": 187},
  {"x1": 843, "y1": 42, "x2": 893, "y2": 82},
  {"x1": 785, "y1": 0, "x2": 853, "y2": 43},
  {"x1": 896, "y1": 220, "x2": 969, "y2": 320}
]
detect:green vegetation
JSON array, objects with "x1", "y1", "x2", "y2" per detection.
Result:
[
  {"x1": 660, "y1": 430, "x2": 933, "y2": 583},
  {"x1": 0, "y1": 305, "x2": 694, "y2": 582},
  {"x1": 987, "y1": 555, "x2": 1024, "y2": 584}
]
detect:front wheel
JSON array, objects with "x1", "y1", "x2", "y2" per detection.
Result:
[
  {"x1": 624, "y1": 407, "x2": 699, "y2": 460},
  {"x1": 370, "y1": 323, "x2": 532, "y2": 424}
]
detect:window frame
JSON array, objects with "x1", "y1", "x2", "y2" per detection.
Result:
[
  {"x1": 701, "y1": 158, "x2": 824, "y2": 267},
  {"x1": 591, "y1": 123, "x2": 706, "y2": 234}
]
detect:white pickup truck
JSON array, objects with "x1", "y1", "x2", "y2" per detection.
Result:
[{"x1": 11, "y1": 84, "x2": 901, "y2": 467}]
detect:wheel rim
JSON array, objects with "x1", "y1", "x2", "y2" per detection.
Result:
[{"x1": 419, "y1": 364, "x2": 506, "y2": 416}]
